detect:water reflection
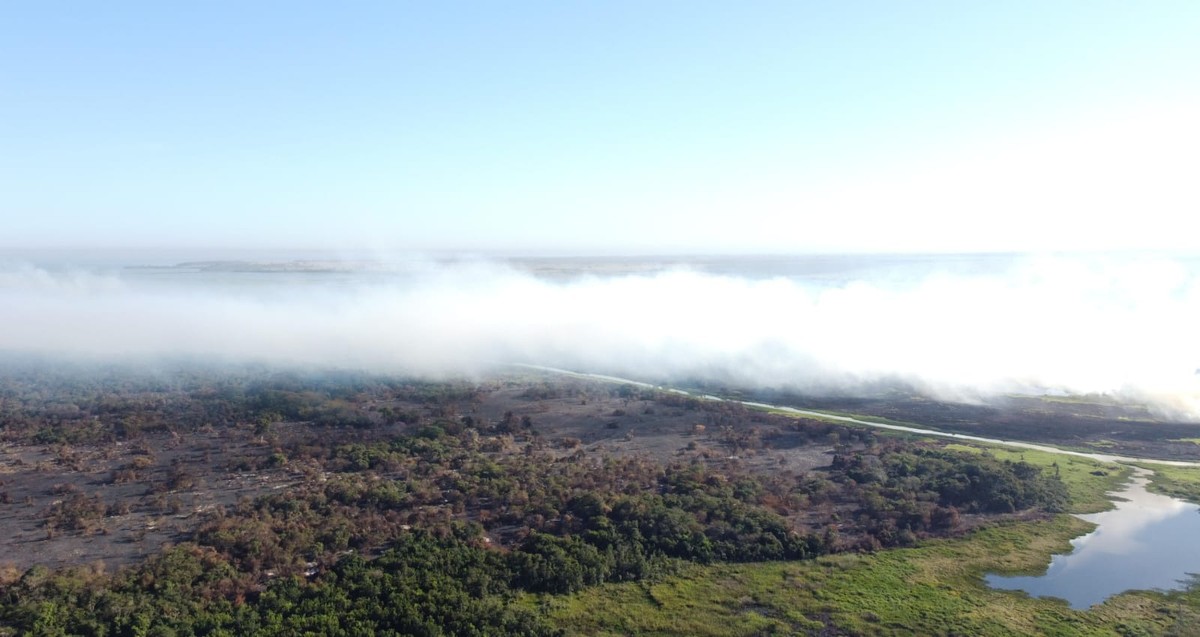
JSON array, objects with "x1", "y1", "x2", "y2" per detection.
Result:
[{"x1": 987, "y1": 469, "x2": 1200, "y2": 609}]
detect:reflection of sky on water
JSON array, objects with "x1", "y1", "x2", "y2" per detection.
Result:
[{"x1": 987, "y1": 469, "x2": 1200, "y2": 609}]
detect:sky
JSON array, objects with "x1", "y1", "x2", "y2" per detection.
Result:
[{"x1": 3, "y1": 2, "x2": 1199, "y2": 255}]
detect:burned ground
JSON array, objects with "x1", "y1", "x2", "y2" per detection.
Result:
[
  {"x1": 737, "y1": 385, "x2": 1200, "y2": 461},
  {"x1": 0, "y1": 364, "x2": 1082, "y2": 636},
  {"x1": 0, "y1": 367, "x2": 845, "y2": 572}
]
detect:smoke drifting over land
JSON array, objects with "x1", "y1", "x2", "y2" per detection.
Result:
[{"x1": 2, "y1": 253, "x2": 1198, "y2": 417}]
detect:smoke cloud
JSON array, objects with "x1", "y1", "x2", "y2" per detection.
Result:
[{"x1": 2, "y1": 254, "x2": 1199, "y2": 417}]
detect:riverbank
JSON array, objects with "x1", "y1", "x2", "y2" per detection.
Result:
[
  {"x1": 987, "y1": 467, "x2": 1200, "y2": 609},
  {"x1": 541, "y1": 454, "x2": 1200, "y2": 635},
  {"x1": 543, "y1": 515, "x2": 1200, "y2": 635}
]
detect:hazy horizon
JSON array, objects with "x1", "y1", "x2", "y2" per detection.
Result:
[
  {"x1": 3, "y1": 251, "x2": 1199, "y2": 420},
  {"x1": 5, "y1": 5, "x2": 1200, "y2": 416}
]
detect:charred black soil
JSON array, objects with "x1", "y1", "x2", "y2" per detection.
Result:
[{"x1": 742, "y1": 387, "x2": 1200, "y2": 461}]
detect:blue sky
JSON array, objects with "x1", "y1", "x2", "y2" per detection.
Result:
[{"x1": 3, "y1": 2, "x2": 1198, "y2": 254}]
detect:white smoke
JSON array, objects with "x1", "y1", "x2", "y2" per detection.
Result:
[{"x1": 2, "y1": 253, "x2": 1199, "y2": 417}]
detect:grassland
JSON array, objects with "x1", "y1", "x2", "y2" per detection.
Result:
[
  {"x1": 1134, "y1": 462, "x2": 1200, "y2": 504},
  {"x1": 540, "y1": 518, "x2": 1199, "y2": 636},
  {"x1": 539, "y1": 443, "x2": 1200, "y2": 636}
]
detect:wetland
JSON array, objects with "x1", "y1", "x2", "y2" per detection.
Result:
[{"x1": 987, "y1": 468, "x2": 1200, "y2": 609}]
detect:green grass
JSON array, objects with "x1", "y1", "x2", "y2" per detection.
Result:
[
  {"x1": 1133, "y1": 463, "x2": 1200, "y2": 505},
  {"x1": 542, "y1": 517, "x2": 1200, "y2": 636},
  {"x1": 537, "y1": 443, "x2": 1200, "y2": 636},
  {"x1": 750, "y1": 403, "x2": 929, "y2": 431}
]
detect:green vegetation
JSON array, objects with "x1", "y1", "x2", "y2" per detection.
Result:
[
  {"x1": 2, "y1": 533, "x2": 560, "y2": 636},
  {"x1": 0, "y1": 367, "x2": 1072, "y2": 634},
  {"x1": 537, "y1": 444, "x2": 1200, "y2": 636},
  {"x1": 0, "y1": 423, "x2": 1072, "y2": 635},
  {"x1": 943, "y1": 444, "x2": 1129, "y2": 513},
  {"x1": 1135, "y1": 463, "x2": 1200, "y2": 504},
  {"x1": 543, "y1": 516, "x2": 1200, "y2": 636},
  {"x1": 0, "y1": 365, "x2": 1194, "y2": 636}
]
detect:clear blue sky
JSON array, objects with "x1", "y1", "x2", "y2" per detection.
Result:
[{"x1": 3, "y1": 2, "x2": 1198, "y2": 254}]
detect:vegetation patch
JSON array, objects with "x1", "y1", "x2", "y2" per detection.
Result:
[
  {"x1": 943, "y1": 444, "x2": 1128, "y2": 513},
  {"x1": 0, "y1": 366, "x2": 1193, "y2": 636},
  {"x1": 1135, "y1": 463, "x2": 1200, "y2": 505},
  {"x1": 548, "y1": 517, "x2": 1200, "y2": 636}
]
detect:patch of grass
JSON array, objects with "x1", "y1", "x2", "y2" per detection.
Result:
[
  {"x1": 539, "y1": 443, "x2": 1200, "y2": 636},
  {"x1": 750, "y1": 404, "x2": 928, "y2": 431},
  {"x1": 756, "y1": 406, "x2": 854, "y2": 426},
  {"x1": 1014, "y1": 393, "x2": 1128, "y2": 408},
  {"x1": 530, "y1": 564, "x2": 795, "y2": 637},
  {"x1": 1135, "y1": 463, "x2": 1200, "y2": 505},
  {"x1": 546, "y1": 517, "x2": 1200, "y2": 636}
]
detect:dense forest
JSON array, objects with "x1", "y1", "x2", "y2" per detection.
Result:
[{"x1": 0, "y1": 363, "x2": 1068, "y2": 636}]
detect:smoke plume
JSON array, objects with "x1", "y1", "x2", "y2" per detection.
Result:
[{"x1": 2, "y1": 253, "x2": 1198, "y2": 416}]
